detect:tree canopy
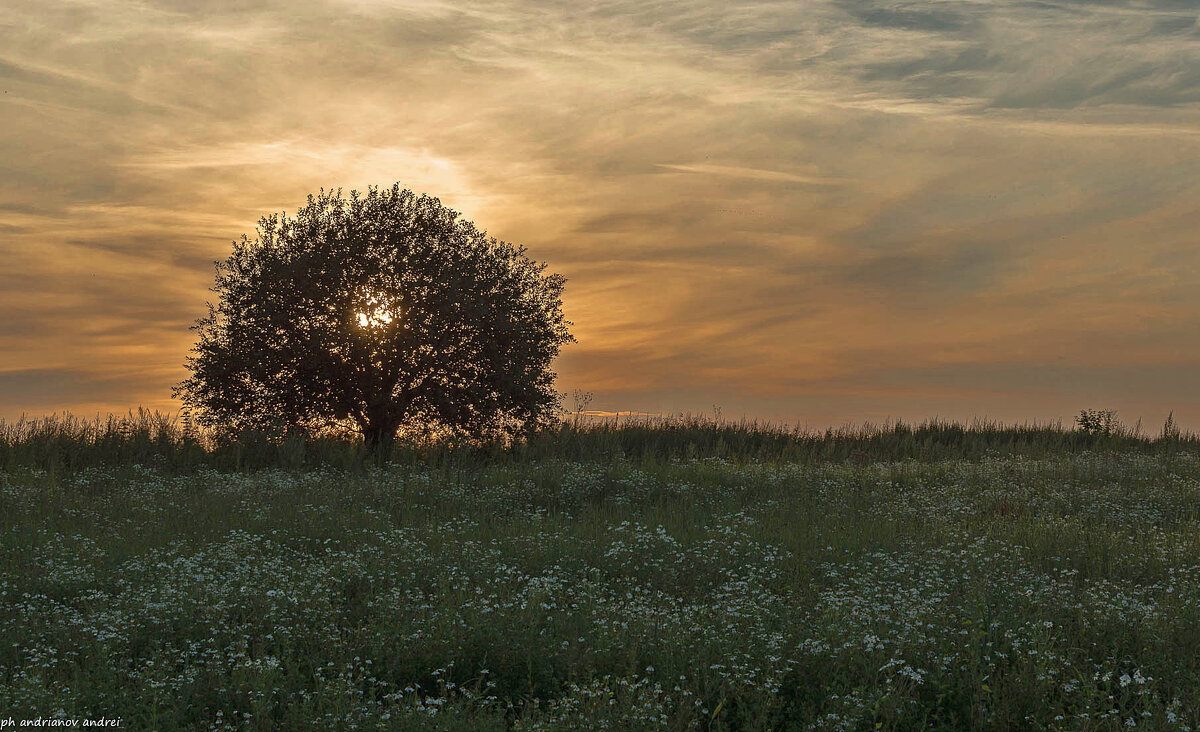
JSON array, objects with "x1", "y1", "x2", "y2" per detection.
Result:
[{"x1": 175, "y1": 184, "x2": 574, "y2": 445}]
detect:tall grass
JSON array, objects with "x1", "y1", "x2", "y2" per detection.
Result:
[
  {"x1": 525, "y1": 413, "x2": 1195, "y2": 463},
  {"x1": 0, "y1": 409, "x2": 1195, "y2": 473}
]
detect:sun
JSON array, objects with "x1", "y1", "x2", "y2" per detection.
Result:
[
  {"x1": 355, "y1": 293, "x2": 399, "y2": 329},
  {"x1": 356, "y1": 309, "x2": 395, "y2": 328}
]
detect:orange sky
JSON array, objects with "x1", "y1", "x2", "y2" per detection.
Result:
[{"x1": 3, "y1": 0, "x2": 1200, "y2": 430}]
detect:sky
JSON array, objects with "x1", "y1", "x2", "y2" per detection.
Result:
[{"x1": 2, "y1": 0, "x2": 1200, "y2": 430}]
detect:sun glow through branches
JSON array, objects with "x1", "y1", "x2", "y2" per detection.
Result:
[{"x1": 355, "y1": 293, "x2": 399, "y2": 329}]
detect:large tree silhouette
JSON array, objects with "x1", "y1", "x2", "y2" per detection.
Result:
[{"x1": 175, "y1": 184, "x2": 574, "y2": 445}]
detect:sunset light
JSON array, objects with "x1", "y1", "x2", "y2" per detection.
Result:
[
  {"x1": 353, "y1": 289, "x2": 402, "y2": 330},
  {"x1": 3, "y1": 0, "x2": 1200, "y2": 427},
  {"x1": 5, "y1": 1, "x2": 1200, "y2": 727},
  {"x1": 355, "y1": 307, "x2": 396, "y2": 329}
]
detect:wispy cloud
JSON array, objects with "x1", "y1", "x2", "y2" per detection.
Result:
[
  {"x1": 656, "y1": 163, "x2": 848, "y2": 185},
  {"x1": 3, "y1": 0, "x2": 1200, "y2": 426}
]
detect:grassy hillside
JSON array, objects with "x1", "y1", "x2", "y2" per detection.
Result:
[{"x1": 2, "y1": 416, "x2": 1200, "y2": 729}]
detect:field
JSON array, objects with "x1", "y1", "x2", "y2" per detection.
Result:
[{"x1": 2, "y1": 417, "x2": 1200, "y2": 729}]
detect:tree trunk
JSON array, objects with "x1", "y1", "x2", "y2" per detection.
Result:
[
  {"x1": 362, "y1": 393, "x2": 402, "y2": 451},
  {"x1": 362, "y1": 420, "x2": 398, "y2": 450}
]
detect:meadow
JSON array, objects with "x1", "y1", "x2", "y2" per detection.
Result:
[{"x1": 2, "y1": 414, "x2": 1200, "y2": 729}]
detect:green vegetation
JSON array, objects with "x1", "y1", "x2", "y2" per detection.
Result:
[
  {"x1": 2, "y1": 414, "x2": 1200, "y2": 729},
  {"x1": 0, "y1": 409, "x2": 1192, "y2": 474}
]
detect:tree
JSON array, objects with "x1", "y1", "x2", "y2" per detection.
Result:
[{"x1": 174, "y1": 184, "x2": 574, "y2": 446}]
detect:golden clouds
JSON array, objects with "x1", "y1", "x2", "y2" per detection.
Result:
[{"x1": 2, "y1": 0, "x2": 1200, "y2": 425}]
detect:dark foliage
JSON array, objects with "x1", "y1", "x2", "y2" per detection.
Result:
[{"x1": 173, "y1": 185, "x2": 574, "y2": 445}]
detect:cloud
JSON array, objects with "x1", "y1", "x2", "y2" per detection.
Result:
[
  {"x1": 655, "y1": 163, "x2": 848, "y2": 185},
  {"x1": 0, "y1": 369, "x2": 150, "y2": 415},
  {"x1": 3, "y1": 0, "x2": 1200, "y2": 426}
]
